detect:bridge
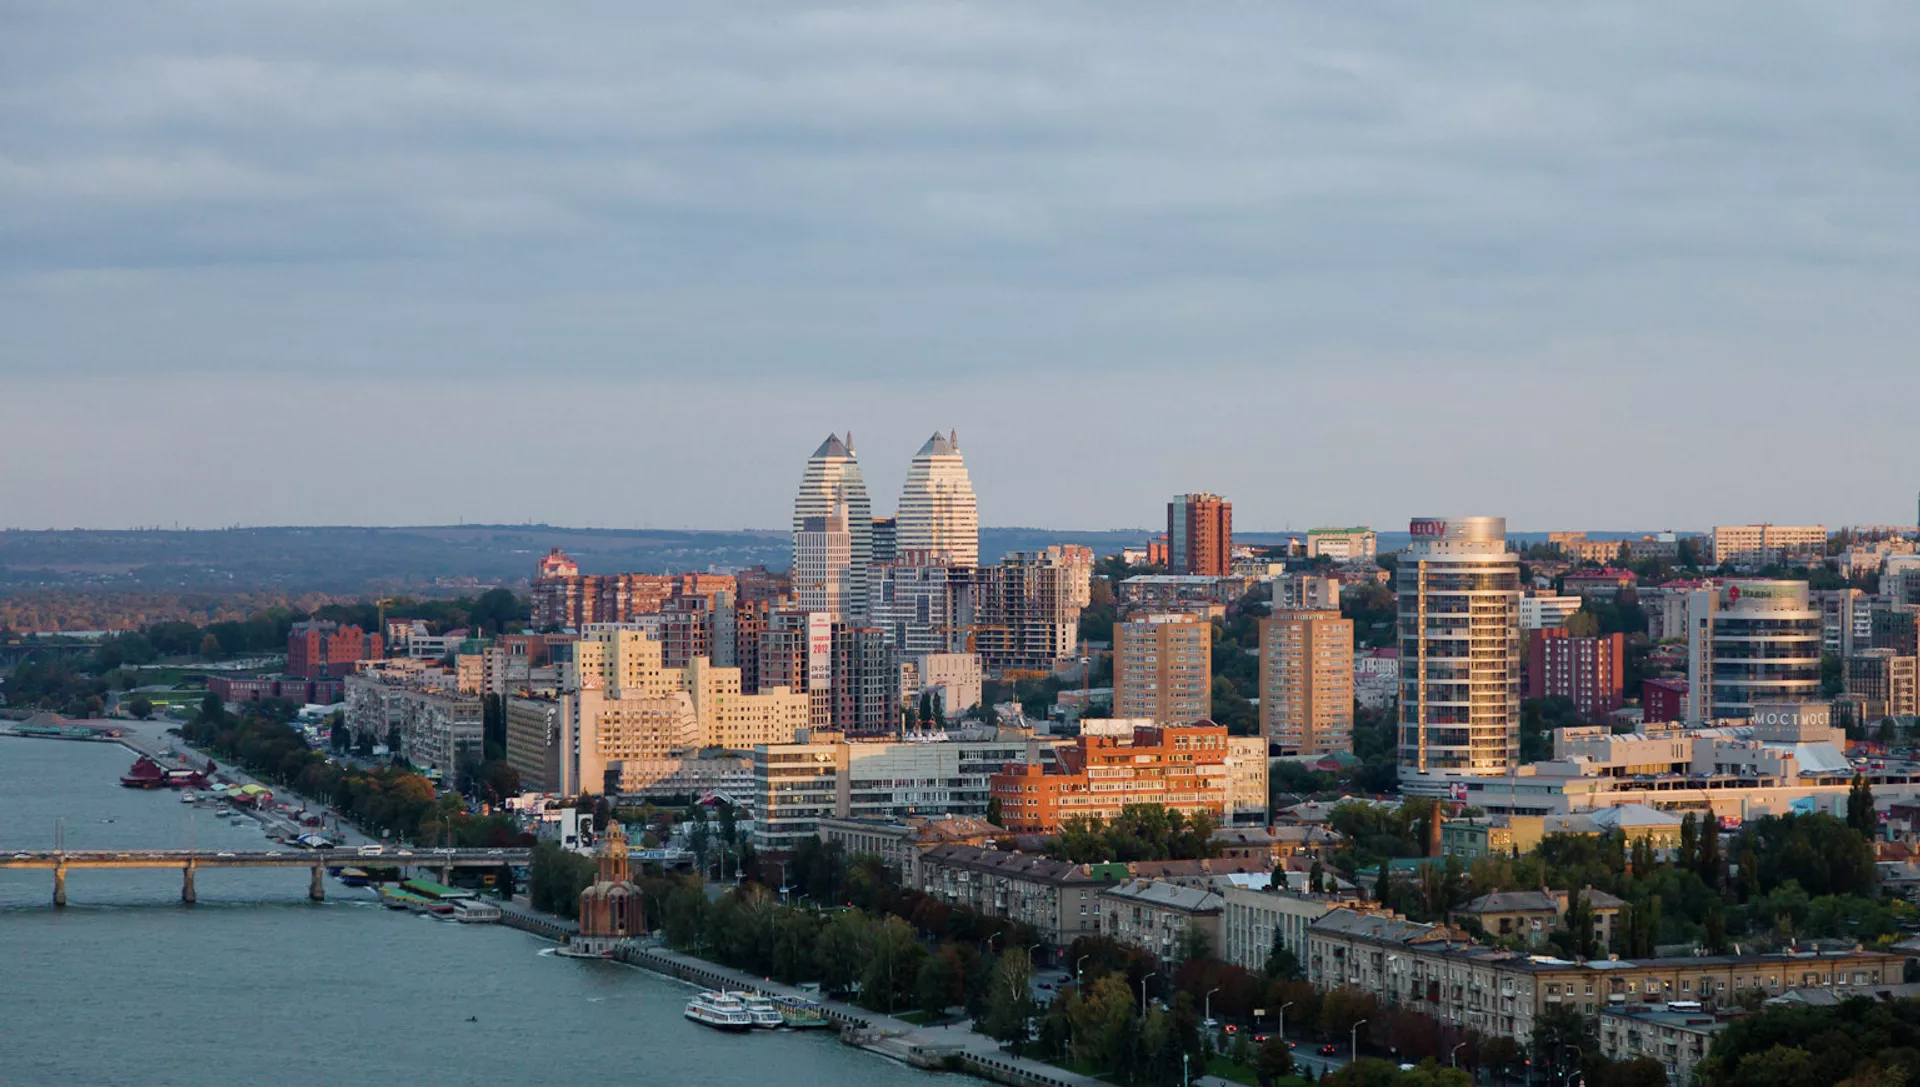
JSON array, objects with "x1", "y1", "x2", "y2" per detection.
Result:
[{"x1": 0, "y1": 848, "x2": 532, "y2": 907}]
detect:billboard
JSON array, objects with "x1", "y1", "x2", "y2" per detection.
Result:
[{"x1": 807, "y1": 612, "x2": 833, "y2": 691}]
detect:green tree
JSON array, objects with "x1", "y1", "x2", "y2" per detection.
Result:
[
  {"x1": 127, "y1": 694, "x2": 154, "y2": 719},
  {"x1": 1256, "y1": 1033, "x2": 1295, "y2": 1082},
  {"x1": 984, "y1": 950, "x2": 1037, "y2": 1055},
  {"x1": 1264, "y1": 933, "x2": 1304, "y2": 982}
]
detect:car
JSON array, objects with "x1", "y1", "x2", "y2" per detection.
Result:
[
  {"x1": 1320, "y1": 1045, "x2": 1338, "y2": 1056},
  {"x1": 1287, "y1": 1041, "x2": 1297, "y2": 1050},
  {"x1": 358, "y1": 845, "x2": 385, "y2": 856},
  {"x1": 1223, "y1": 1024, "x2": 1239, "y2": 1035},
  {"x1": 1253, "y1": 1034, "x2": 1269, "y2": 1044},
  {"x1": 487, "y1": 849, "x2": 504, "y2": 855},
  {"x1": 394, "y1": 850, "x2": 412, "y2": 857},
  {"x1": 1039, "y1": 982, "x2": 1053, "y2": 990},
  {"x1": 216, "y1": 852, "x2": 235, "y2": 858},
  {"x1": 12, "y1": 853, "x2": 31, "y2": 861}
]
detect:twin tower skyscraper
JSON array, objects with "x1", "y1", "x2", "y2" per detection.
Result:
[{"x1": 791, "y1": 431, "x2": 979, "y2": 621}]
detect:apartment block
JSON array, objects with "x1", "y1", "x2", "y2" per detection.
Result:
[
  {"x1": 342, "y1": 668, "x2": 481, "y2": 775},
  {"x1": 1260, "y1": 610, "x2": 1355, "y2": 756},
  {"x1": 287, "y1": 621, "x2": 383, "y2": 680},
  {"x1": 1846, "y1": 649, "x2": 1919, "y2": 722},
  {"x1": 505, "y1": 695, "x2": 564, "y2": 793},
  {"x1": 1115, "y1": 612, "x2": 1212, "y2": 726},
  {"x1": 1526, "y1": 629, "x2": 1625, "y2": 723},
  {"x1": 868, "y1": 551, "x2": 971, "y2": 654},
  {"x1": 1711, "y1": 524, "x2": 1827, "y2": 568},
  {"x1": 1306, "y1": 528, "x2": 1377, "y2": 563},
  {"x1": 1221, "y1": 886, "x2": 1371, "y2": 973},
  {"x1": 1518, "y1": 592, "x2": 1582, "y2": 631},
  {"x1": 1169, "y1": 493, "x2": 1233, "y2": 576},
  {"x1": 915, "y1": 844, "x2": 1106, "y2": 948},
  {"x1": 967, "y1": 550, "x2": 1087, "y2": 674},
  {"x1": 989, "y1": 723, "x2": 1231, "y2": 834},
  {"x1": 1099, "y1": 879, "x2": 1222, "y2": 961}
]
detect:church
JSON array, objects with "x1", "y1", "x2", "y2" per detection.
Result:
[{"x1": 571, "y1": 821, "x2": 644, "y2": 956}]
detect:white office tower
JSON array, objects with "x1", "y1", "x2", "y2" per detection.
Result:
[
  {"x1": 794, "y1": 502, "x2": 854, "y2": 621},
  {"x1": 793, "y1": 434, "x2": 873, "y2": 620},
  {"x1": 895, "y1": 430, "x2": 979, "y2": 567},
  {"x1": 1685, "y1": 580, "x2": 1822, "y2": 725},
  {"x1": 1397, "y1": 517, "x2": 1522, "y2": 776}
]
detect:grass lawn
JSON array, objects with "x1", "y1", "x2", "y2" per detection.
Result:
[
  {"x1": 1206, "y1": 1054, "x2": 1307, "y2": 1087},
  {"x1": 892, "y1": 1010, "x2": 942, "y2": 1026}
]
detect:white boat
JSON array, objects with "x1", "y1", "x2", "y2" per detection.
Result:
[
  {"x1": 684, "y1": 992, "x2": 754, "y2": 1032},
  {"x1": 180, "y1": 792, "x2": 197, "y2": 803},
  {"x1": 728, "y1": 992, "x2": 785, "y2": 1029}
]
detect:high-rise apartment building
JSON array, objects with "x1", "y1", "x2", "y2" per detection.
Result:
[
  {"x1": 1525, "y1": 629, "x2": 1625, "y2": 723},
  {"x1": 793, "y1": 503, "x2": 854, "y2": 621},
  {"x1": 895, "y1": 430, "x2": 978, "y2": 567},
  {"x1": 1114, "y1": 613, "x2": 1212, "y2": 726},
  {"x1": 871, "y1": 517, "x2": 897, "y2": 566},
  {"x1": 1260, "y1": 610, "x2": 1354, "y2": 756},
  {"x1": 967, "y1": 550, "x2": 1086, "y2": 674},
  {"x1": 793, "y1": 434, "x2": 873, "y2": 621},
  {"x1": 831, "y1": 623, "x2": 896, "y2": 736},
  {"x1": 1169, "y1": 493, "x2": 1233, "y2": 576},
  {"x1": 1397, "y1": 517, "x2": 1522, "y2": 776},
  {"x1": 1684, "y1": 581, "x2": 1822, "y2": 724},
  {"x1": 1711, "y1": 524, "x2": 1827, "y2": 568},
  {"x1": 869, "y1": 551, "x2": 971, "y2": 655},
  {"x1": 529, "y1": 548, "x2": 739, "y2": 632},
  {"x1": 287, "y1": 621, "x2": 383, "y2": 680},
  {"x1": 1845, "y1": 649, "x2": 1919, "y2": 723}
]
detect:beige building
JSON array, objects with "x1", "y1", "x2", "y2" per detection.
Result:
[
  {"x1": 1222, "y1": 886, "x2": 1374, "y2": 972},
  {"x1": 1306, "y1": 528, "x2": 1376, "y2": 562},
  {"x1": 1711, "y1": 524, "x2": 1827, "y2": 567},
  {"x1": 814, "y1": 815, "x2": 1001, "y2": 884},
  {"x1": 505, "y1": 694, "x2": 563, "y2": 793},
  {"x1": 1306, "y1": 908, "x2": 1901, "y2": 1043},
  {"x1": 1226, "y1": 735, "x2": 1270, "y2": 823},
  {"x1": 1449, "y1": 888, "x2": 1624, "y2": 950},
  {"x1": 343, "y1": 667, "x2": 483, "y2": 775},
  {"x1": 1598, "y1": 1004, "x2": 1729, "y2": 1087},
  {"x1": 1099, "y1": 879, "x2": 1223, "y2": 960},
  {"x1": 916, "y1": 844, "x2": 1107, "y2": 947},
  {"x1": 1114, "y1": 612, "x2": 1212, "y2": 725},
  {"x1": 1260, "y1": 610, "x2": 1354, "y2": 756}
]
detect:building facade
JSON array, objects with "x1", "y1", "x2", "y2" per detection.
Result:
[
  {"x1": 287, "y1": 621, "x2": 383, "y2": 680},
  {"x1": 968, "y1": 550, "x2": 1086, "y2": 674},
  {"x1": 1260, "y1": 610, "x2": 1355, "y2": 756},
  {"x1": 1711, "y1": 524, "x2": 1827, "y2": 568},
  {"x1": 505, "y1": 694, "x2": 563, "y2": 793},
  {"x1": 869, "y1": 551, "x2": 971, "y2": 655},
  {"x1": 1169, "y1": 493, "x2": 1233, "y2": 576},
  {"x1": 989, "y1": 723, "x2": 1231, "y2": 833},
  {"x1": 1846, "y1": 649, "x2": 1919, "y2": 722},
  {"x1": 915, "y1": 844, "x2": 1107, "y2": 948},
  {"x1": 1099, "y1": 879, "x2": 1223, "y2": 961},
  {"x1": 793, "y1": 434, "x2": 874, "y2": 621},
  {"x1": 1684, "y1": 581, "x2": 1822, "y2": 724},
  {"x1": 1526, "y1": 629, "x2": 1625, "y2": 723},
  {"x1": 1114, "y1": 612, "x2": 1212, "y2": 726},
  {"x1": 1397, "y1": 517, "x2": 1522, "y2": 776},
  {"x1": 1307, "y1": 528, "x2": 1377, "y2": 563},
  {"x1": 895, "y1": 430, "x2": 979, "y2": 567}
]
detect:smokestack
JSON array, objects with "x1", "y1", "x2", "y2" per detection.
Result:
[{"x1": 1427, "y1": 798, "x2": 1444, "y2": 858}]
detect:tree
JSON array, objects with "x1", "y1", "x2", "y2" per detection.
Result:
[
  {"x1": 127, "y1": 694, "x2": 154, "y2": 720},
  {"x1": 984, "y1": 950, "x2": 1037, "y2": 1055},
  {"x1": 1876, "y1": 717, "x2": 1897, "y2": 749},
  {"x1": 1264, "y1": 933, "x2": 1304, "y2": 982},
  {"x1": 199, "y1": 633, "x2": 222, "y2": 660},
  {"x1": 1848, "y1": 775, "x2": 1878, "y2": 836},
  {"x1": 1255, "y1": 1034, "x2": 1295, "y2": 1083}
]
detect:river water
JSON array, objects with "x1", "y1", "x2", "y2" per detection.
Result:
[{"x1": 0, "y1": 738, "x2": 943, "y2": 1087}]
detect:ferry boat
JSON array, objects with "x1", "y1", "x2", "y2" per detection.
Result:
[
  {"x1": 772, "y1": 995, "x2": 830, "y2": 1030},
  {"x1": 180, "y1": 791, "x2": 197, "y2": 803},
  {"x1": 728, "y1": 992, "x2": 785, "y2": 1029},
  {"x1": 120, "y1": 756, "x2": 168, "y2": 788},
  {"x1": 336, "y1": 867, "x2": 372, "y2": 887},
  {"x1": 684, "y1": 992, "x2": 754, "y2": 1032}
]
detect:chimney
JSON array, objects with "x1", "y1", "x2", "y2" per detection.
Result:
[{"x1": 1427, "y1": 799, "x2": 1444, "y2": 858}]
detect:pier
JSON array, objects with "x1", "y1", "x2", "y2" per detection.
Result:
[{"x1": 0, "y1": 848, "x2": 529, "y2": 906}]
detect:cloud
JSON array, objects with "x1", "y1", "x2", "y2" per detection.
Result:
[{"x1": 1, "y1": 1, "x2": 1917, "y2": 528}]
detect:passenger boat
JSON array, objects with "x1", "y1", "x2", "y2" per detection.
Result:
[
  {"x1": 180, "y1": 792, "x2": 197, "y2": 803},
  {"x1": 337, "y1": 867, "x2": 371, "y2": 887},
  {"x1": 773, "y1": 995, "x2": 830, "y2": 1030},
  {"x1": 729, "y1": 992, "x2": 785, "y2": 1029},
  {"x1": 120, "y1": 756, "x2": 168, "y2": 788},
  {"x1": 684, "y1": 992, "x2": 754, "y2": 1032}
]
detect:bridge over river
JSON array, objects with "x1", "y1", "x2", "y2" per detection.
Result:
[{"x1": 0, "y1": 847, "x2": 531, "y2": 906}]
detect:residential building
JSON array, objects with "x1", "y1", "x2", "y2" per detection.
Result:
[
  {"x1": 1526, "y1": 629, "x2": 1625, "y2": 723},
  {"x1": 1273, "y1": 573, "x2": 1342, "y2": 612},
  {"x1": 1812, "y1": 588, "x2": 1870, "y2": 658},
  {"x1": 1222, "y1": 886, "x2": 1374, "y2": 972},
  {"x1": 793, "y1": 433, "x2": 874, "y2": 621},
  {"x1": 1518, "y1": 593, "x2": 1581, "y2": 631},
  {"x1": 751, "y1": 735, "x2": 1053, "y2": 852},
  {"x1": 287, "y1": 621, "x2": 382, "y2": 680},
  {"x1": 1871, "y1": 606, "x2": 1920, "y2": 656},
  {"x1": 868, "y1": 551, "x2": 970, "y2": 654},
  {"x1": 1120, "y1": 575, "x2": 1249, "y2": 610},
  {"x1": 1226, "y1": 735, "x2": 1270, "y2": 824},
  {"x1": 207, "y1": 674, "x2": 345, "y2": 705},
  {"x1": 915, "y1": 844, "x2": 1108, "y2": 948},
  {"x1": 1260, "y1": 610, "x2": 1355, "y2": 756},
  {"x1": 902, "y1": 651, "x2": 984, "y2": 717},
  {"x1": 1598, "y1": 1004, "x2": 1729, "y2": 1087},
  {"x1": 505, "y1": 694, "x2": 563, "y2": 793},
  {"x1": 1398, "y1": 517, "x2": 1523, "y2": 776},
  {"x1": 1684, "y1": 581, "x2": 1822, "y2": 724},
  {"x1": 1564, "y1": 569, "x2": 1637, "y2": 598},
  {"x1": 871, "y1": 516, "x2": 897, "y2": 566},
  {"x1": 1099, "y1": 879, "x2": 1223, "y2": 960},
  {"x1": 1353, "y1": 648, "x2": 1401, "y2": 711},
  {"x1": 1846, "y1": 649, "x2": 1919, "y2": 722},
  {"x1": 1306, "y1": 907, "x2": 1902, "y2": 1043},
  {"x1": 342, "y1": 670, "x2": 481, "y2": 775},
  {"x1": 1642, "y1": 678, "x2": 1688, "y2": 724},
  {"x1": 1114, "y1": 613, "x2": 1212, "y2": 726},
  {"x1": 1711, "y1": 524, "x2": 1827, "y2": 568},
  {"x1": 794, "y1": 503, "x2": 854, "y2": 621},
  {"x1": 895, "y1": 430, "x2": 979, "y2": 567},
  {"x1": 1449, "y1": 888, "x2": 1623, "y2": 950},
  {"x1": 1307, "y1": 528, "x2": 1377, "y2": 563},
  {"x1": 814, "y1": 815, "x2": 1002, "y2": 883},
  {"x1": 1169, "y1": 493, "x2": 1233, "y2": 576},
  {"x1": 529, "y1": 551, "x2": 739, "y2": 632},
  {"x1": 989, "y1": 723, "x2": 1231, "y2": 834},
  {"x1": 968, "y1": 550, "x2": 1087, "y2": 674},
  {"x1": 830, "y1": 624, "x2": 895, "y2": 735}
]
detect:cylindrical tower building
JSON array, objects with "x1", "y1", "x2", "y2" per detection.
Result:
[{"x1": 1397, "y1": 516, "x2": 1522, "y2": 775}]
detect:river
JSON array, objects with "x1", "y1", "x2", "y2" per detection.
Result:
[{"x1": 0, "y1": 737, "x2": 944, "y2": 1087}]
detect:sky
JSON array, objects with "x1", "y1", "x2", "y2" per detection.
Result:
[{"x1": 3, "y1": 1, "x2": 1918, "y2": 533}]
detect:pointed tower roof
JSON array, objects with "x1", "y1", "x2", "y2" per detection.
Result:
[
  {"x1": 917, "y1": 430, "x2": 958, "y2": 457},
  {"x1": 813, "y1": 433, "x2": 850, "y2": 459}
]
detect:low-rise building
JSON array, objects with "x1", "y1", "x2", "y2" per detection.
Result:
[
  {"x1": 989, "y1": 723, "x2": 1230, "y2": 834},
  {"x1": 1099, "y1": 879, "x2": 1223, "y2": 960},
  {"x1": 1450, "y1": 888, "x2": 1624, "y2": 950},
  {"x1": 915, "y1": 844, "x2": 1108, "y2": 948},
  {"x1": 1597, "y1": 1004, "x2": 1730, "y2": 1087},
  {"x1": 1222, "y1": 886, "x2": 1375, "y2": 973},
  {"x1": 815, "y1": 814, "x2": 1002, "y2": 883}
]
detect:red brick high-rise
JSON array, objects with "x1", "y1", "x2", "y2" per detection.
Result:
[
  {"x1": 1168, "y1": 493, "x2": 1232, "y2": 576},
  {"x1": 286, "y1": 621, "x2": 383, "y2": 680},
  {"x1": 1526, "y1": 628, "x2": 1625, "y2": 723}
]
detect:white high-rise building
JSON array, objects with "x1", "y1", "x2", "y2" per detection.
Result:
[
  {"x1": 793, "y1": 434, "x2": 873, "y2": 620},
  {"x1": 1685, "y1": 580, "x2": 1822, "y2": 725},
  {"x1": 896, "y1": 430, "x2": 978, "y2": 567},
  {"x1": 794, "y1": 502, "x2": 853, "y2": 621},
  {"x1": 1397, "y1": 516, "x2": 1522, "y2": 776}
]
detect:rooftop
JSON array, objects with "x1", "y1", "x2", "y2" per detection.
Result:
[{"x1": 1098, "y1": 879, "x2": 1223, "y2": 913}]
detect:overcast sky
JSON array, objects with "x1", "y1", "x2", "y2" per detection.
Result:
[{"x1": 3, "y1": 2, "x2": 1917, "y2": 532}]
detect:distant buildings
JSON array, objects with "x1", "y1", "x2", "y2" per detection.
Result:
[
  {"x1": 1684, "y1": 580, "x2": 1822, "y2": 724},
  {"x1": 1260, "y1": 610, "x2": 1354, "y2": 756},
  {"x1": 794, "y1": 434, "x2": 874, "y2": 621},
  {"x1": 287, "y1": 621, "x2": 382, "y2": 680},
  {"x1": 1168, "y1": 493, "x2": 1233, "y2": 576},
  {"x1": 1526, "y1": 629, "x2": 1625, "y2": 723},
  {"x1": 1114, "y1": 612, "x2": 1211, "y2": 726},
  {"x1": 1846, "y1": 649, "x2": 1919, "y2": 722},
  {"x1": 343, "y1": 664, "x2": 482, "y2": 775},
  {"x1": 895, "y1": 430, "x2": 978, "y2": 567},
  {"x1": 793, "y1": 503, "x2": 854, "y2": 620},
  {"x1": 1397, "y1": 517, "x2": 1522, "y2": 776},
  {"x1": 968, "y1": 549, "x2": 1087, "y2": 673},
  {"x1": 1711, "y1": 524, "x2": 1827, "y2": 568},
  {"x1": 1519, "y1": 591, "x2": 1581, "y2": 631},
  {"x1": 1306, "y1": 527, "x2": 1376, "y2": 563}
]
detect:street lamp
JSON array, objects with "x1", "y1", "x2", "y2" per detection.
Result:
[
  {"x1": 1452, "y1": 1042, "x2": 1467, "y2": 1068},
  {"x1": 1351, "y1": 1019, "x2": 1367, "y2": 1062},
  {"x1": 1558, "y1": 1043, "x2": 1581, "y2": 1086},
  {"x1": 986, "y1": 931, "x2": 1002, "y2": 953},
  {"x1": 1141, "y1": 972, "x2": 1158, "y2": 1010},
  {"x1": 1279, "y1": 1001, "x2": 1295, "y2": 1043},
  {"x1": 1204, "y1": 987, "x2": 1221, "y2": 1024},
  {"x1": 1075, "y1": 954, "x2": 1090, "y2": 985}
]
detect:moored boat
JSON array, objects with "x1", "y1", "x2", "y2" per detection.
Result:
[
  {"x1": 120, "y1": 756, "x2": 168, "y2": 788},
  {"x1": 773, "y1": 995, "x2": 830, "y2": 1030},
  {"x1": 727, "y1": 992, "x2": 784, "y2": 1029},
  {"x1": 684, "y1": 992, "x2": 753, "y2": 1032}
]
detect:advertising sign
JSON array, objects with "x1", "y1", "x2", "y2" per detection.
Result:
[
  {"x1": 807, "y1": 612, "x2": 833, "y2": 691},
  {"x1": 1409, "y1": 519, "x2": 1449, "y2": 538}
]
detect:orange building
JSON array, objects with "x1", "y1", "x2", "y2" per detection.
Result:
[{"x1": 990, "y1": 723, "x2": 1231, "y2": 833}]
